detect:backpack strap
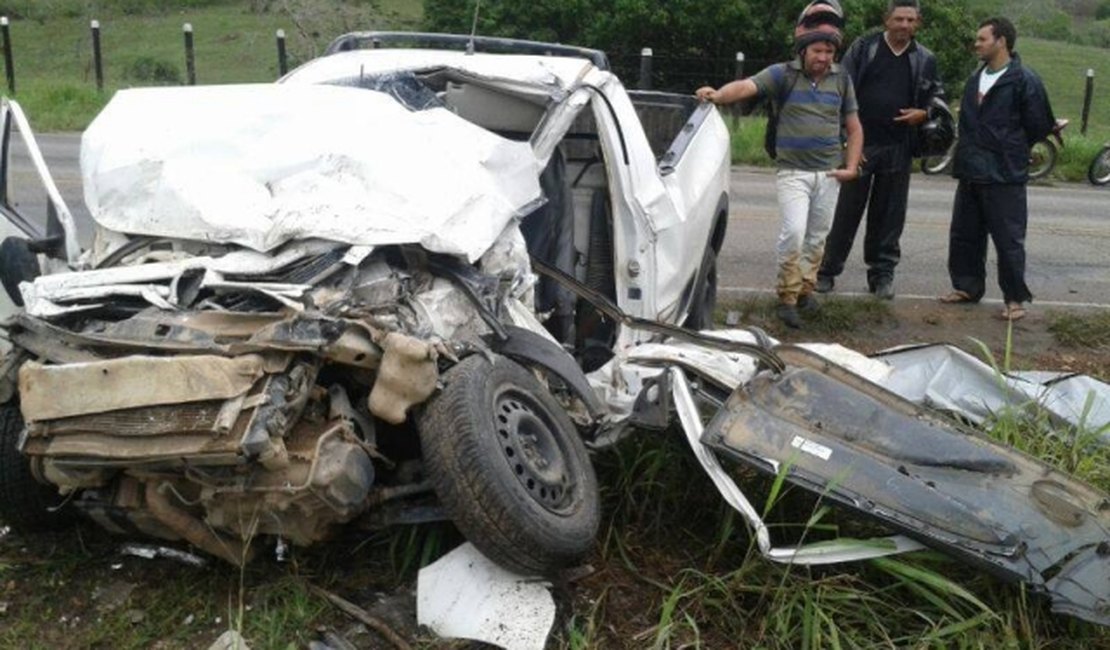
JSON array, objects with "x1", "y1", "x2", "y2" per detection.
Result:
[{"x1": 772, "y1": 65, "x2": 800, "y2": 115}]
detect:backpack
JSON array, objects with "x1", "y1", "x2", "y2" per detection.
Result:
[{"x1": 764, "y1": 65, "x2": 849, "y2": 160}]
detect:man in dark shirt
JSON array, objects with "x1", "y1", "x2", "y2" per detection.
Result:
[
  {"x1": 816, "y1": 0, "x2": 944, "y2": 299},
  {"x1": 939, "y1": 17, "x2": 1056, "y2": 321}
]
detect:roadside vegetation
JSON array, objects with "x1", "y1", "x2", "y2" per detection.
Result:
[
  {"x1": 1050, "y1": 309, "x2": 1110, "y2": 349},
  {"x1": 721, "y1": 293, "x2": 896, "y2": 338}
]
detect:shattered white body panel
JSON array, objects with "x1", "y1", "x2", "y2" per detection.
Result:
[
  {"x1": 81, "y1": 85, "x2": 543, "y2": 262},
  {"x1": 875, "y1": 343, "x2": 1110, "y2": 434}
]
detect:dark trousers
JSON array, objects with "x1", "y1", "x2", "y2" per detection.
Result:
[
  {"x1": 947, "y1": 180, "x2": 1033, "y2": 304},
  {"x1": 819, "y1": 166, "x2": 911, "y2": 290}
]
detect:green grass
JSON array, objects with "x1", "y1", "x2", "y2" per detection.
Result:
[
  {"x1": 568, "y1": 419, "x2": 1110, "y2": 649},
  {"x1": 1048, "y1": 308, "x2": 1110, "y2": 349},
  {"x1": 0, "y1": 0, "x2": 423, "y2": 130},
  {"x1": 720, "y1": 293, "x2": 895, "y2": 338},
  {"x1": 1021, "y1": 37, "x2": 1110, "y2": 141}
]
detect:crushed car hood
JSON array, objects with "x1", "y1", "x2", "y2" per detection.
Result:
[{"x1": 80, "y1": 84, "x2": 543, "y2": 262}]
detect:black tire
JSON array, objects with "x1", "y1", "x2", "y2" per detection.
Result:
[
  {"x1": 419, "y1": 354, "x2": 599, "y2": 575},
  {"x1": 920, "y1": 144, "x2": 954, "y2": 175},
  {"x1": 1028, "y1": 138, "x2": 1057, "y2": 181},
  {"x1": 684, "y1": 247, "x2": 718, "y2": 331},
  {"x1": 0, "y1": 404, "x2": 73, "y2": 531},
  {"x1": 1088, "y1": 146, "x2": 1110, "y2": 186}
]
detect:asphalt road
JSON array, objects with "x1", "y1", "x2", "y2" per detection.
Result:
[
  {"x1": 9, "y1": 133, "x2": 1110, "y2": 306},
  {"x1": 722, "y1": 167, "x2": 1110, "y2": 306}
]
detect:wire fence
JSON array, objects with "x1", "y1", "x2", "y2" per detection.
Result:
[{"x1": 608, "y1": 51, "x2": 775, "y2": 94}]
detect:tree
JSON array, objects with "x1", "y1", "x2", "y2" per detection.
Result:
[{"x1": 423, "y1": 0, "x2": 977, "y2": 92}]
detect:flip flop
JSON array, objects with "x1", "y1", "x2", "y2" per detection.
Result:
[
  {"x1": 997, "y1": 303, "x2": 1027, "y2": 321},
  {"x1": 938, "y1": 290, "x2": 974, "y2": 304}
]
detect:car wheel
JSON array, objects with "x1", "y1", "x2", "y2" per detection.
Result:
[
  {"x1": 419, "y1": 354, "x2": 599, "y2": 575},
  {"x1": 1088, "y1": 145, "x2": 1110, "y2": 186},
  {"x1": 920, "y1": 141, "x2": 955, "y2": 175},
  {"x1": 0, "y1": 403, "x2": 73, "y2": 531},
  {"x1": 1027, "y1": 138, "x2": 1057, "y2": 181},
  {"x1": 684, "y1": 247, "x2": 718, "y2": 330}
]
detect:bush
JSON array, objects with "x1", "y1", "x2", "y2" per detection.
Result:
[
  {"x1": 124, "y1": 56, "x2": 181, "y2": 85},
  {"x1": 1076, "y1": 18, "x2": 1110, "y2": 47}
]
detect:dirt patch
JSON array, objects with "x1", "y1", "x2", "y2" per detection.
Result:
[{"x1": 731, "y1": 295, "x2": 1110, "y2": 380}]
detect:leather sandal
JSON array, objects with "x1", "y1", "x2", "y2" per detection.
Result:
[
  {"x1": 997, "y1": 302, "x2": 1027, "y2": 321},
  {"x1": 938, "y1": 290, "x2": 974, "y2": 304}
]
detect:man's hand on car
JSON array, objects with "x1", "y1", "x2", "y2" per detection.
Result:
[{"x1": 695, "y1": 86, "x2": 719, "y2": 103}]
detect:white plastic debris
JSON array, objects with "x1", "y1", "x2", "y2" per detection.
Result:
[
  {"x1": 417, "y1": 543, "x2": 555, "y2": 650},
  {"x1": 120, "y1": 543, "x2": 207, "y2": 567},
  {"x1": 207, "y1": 630, "x2": 251, "y2": 650}
]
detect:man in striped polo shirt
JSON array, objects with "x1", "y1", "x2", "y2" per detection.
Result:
[{"x1": 696, "y1": 0, "x2": 863, "y2": 328}]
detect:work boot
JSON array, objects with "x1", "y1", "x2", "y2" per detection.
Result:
[
  {"x1": 797, "y1": 293, "x2": 821, "y2": 314},
  {"x1": 872, "y1": 278, "x2": 895, "y2": 301},
  {"x1": 815, "y1": 275, "x2": 834, "y2": 294},
  {"x1": 776, "y1": 303, "x2": 803, "y2": 329}
]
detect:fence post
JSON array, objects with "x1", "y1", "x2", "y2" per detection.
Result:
[
  {"x1": 275, "y1": 28, "x2": 287, "y2": 77},
  {"x1": 639, "y1": 47, "x2": 652, "y2": 91},
  {"x1": 1081, "y1": 68, "x2": 1094, "y2": 137},
  {"x1": 1, "y1": 17, "x2": 14, "y2": 95},
  {"x1": 731, "y1": 52, "x2": 746, "y2": 127},
  {"x1": 91, "y1": 20, "x2": 104, "y2": 92},
  {"x1": 183, "y1": 23, "x2": 196, "y2": 85}
]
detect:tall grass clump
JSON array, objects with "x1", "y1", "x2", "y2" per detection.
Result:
[
  {"x1": 721, "y1": 294, "x2": 894, "y2": 338},
  {"x1": 1049, "y1": 309, "x2": 1110, "y2": 351}
]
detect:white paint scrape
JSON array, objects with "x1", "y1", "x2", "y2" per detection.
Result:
[{"x1": 417, "y1": 543, "x2": 555, "y2": 650}]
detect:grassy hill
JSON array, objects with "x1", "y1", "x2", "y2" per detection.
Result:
[
  {"x1": 1022, "y1": 36, "x2": 1110, "y2": 136},
  {"x1": 1, "y1": 0, "x2": 423, "y2": 129}
]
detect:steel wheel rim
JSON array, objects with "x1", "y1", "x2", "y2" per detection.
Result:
[
  {"x1": 1092, "y1": 150, "x2": 1110, "y2": 184},
  {"x1": 493, "y1": 387, "x2": 577, "y2": 515}
]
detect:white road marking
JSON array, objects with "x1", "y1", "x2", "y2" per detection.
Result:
[{"x1": 720, "y1": 285, "x2": 1110, "y2": 309}]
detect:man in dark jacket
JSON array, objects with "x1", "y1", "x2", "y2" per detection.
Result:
[
  {"x1": 816, "y1": 0, "x2": 943, "y2": 300},
  {"x1": 939, "y1": 16, "x2": 1055, "y2": 321}
]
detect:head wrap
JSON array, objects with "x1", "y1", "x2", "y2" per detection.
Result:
[{"x1": 794, "y1": 0, "x2": 845, "y2": 51}]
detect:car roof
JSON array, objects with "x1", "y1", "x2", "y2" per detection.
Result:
[{"x1": 282, "y1": 48, "x2": 596, "y2": 92}]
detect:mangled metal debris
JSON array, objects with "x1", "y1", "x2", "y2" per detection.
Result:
[{"x1": 874, "y1": 343, "x2": 1110, "y2": 435}]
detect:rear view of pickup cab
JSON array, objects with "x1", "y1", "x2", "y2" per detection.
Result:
[{"x1": 0, "y1": 32, "x2": 730, "y2": 575}]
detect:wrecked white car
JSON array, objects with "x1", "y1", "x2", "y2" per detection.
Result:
[
  {"x1": 1, "y1": 32, "x2": 1109, "y2": 629},
  {"x1": 0, "y1": 33, "x2": 729, "y2": 574}
]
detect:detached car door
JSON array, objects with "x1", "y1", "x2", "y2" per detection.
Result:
[{"x1": 0, "y1": 98, "x2": 82, "y2": 346}]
